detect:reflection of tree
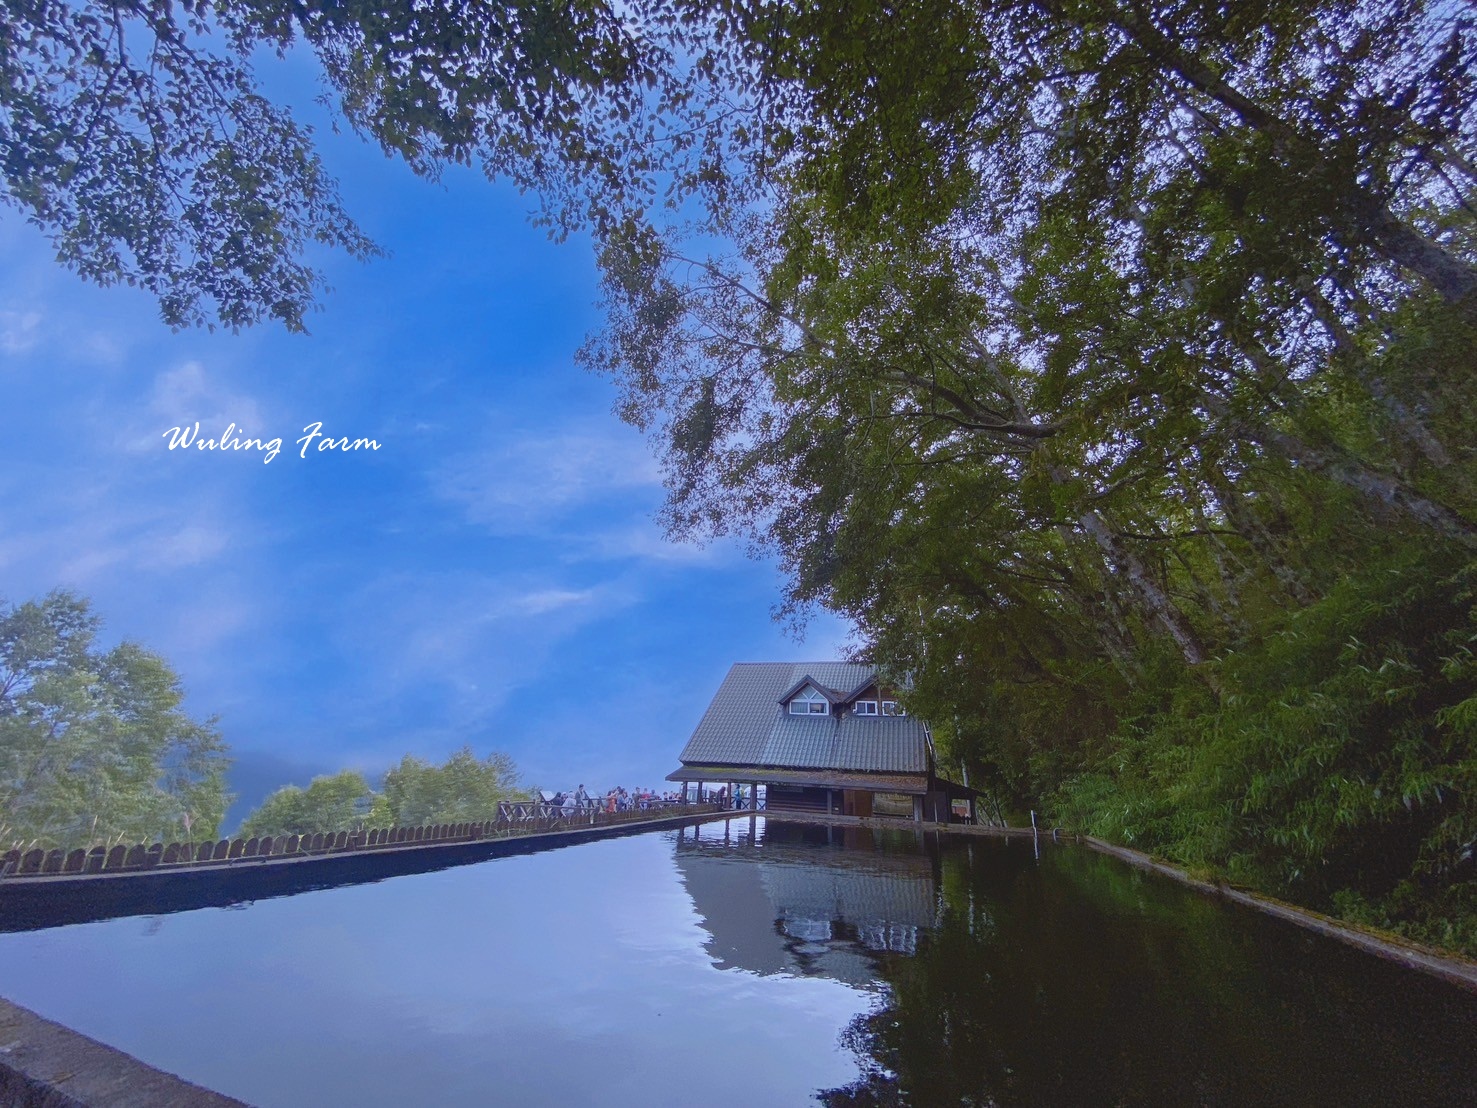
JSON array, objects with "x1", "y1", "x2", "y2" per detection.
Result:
[
  {"x1": 817, "y1": 1046, "x2": 905, "y2": 1108},
  {"x1": 819, "y1": 842, "x2": 1477, "y2": 1106}
]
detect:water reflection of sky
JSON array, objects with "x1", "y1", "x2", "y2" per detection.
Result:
[{"x1": 0, "y1": 822, "x2": 886, "y2": 1106}]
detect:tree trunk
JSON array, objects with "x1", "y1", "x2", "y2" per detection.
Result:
[
  {"x1": 1099, "y1": 3, "x2": 1477, "y2": 312},
  {"x1": 1204, "y1": 466, "x2": 1318, "y2": 607},
  {"x1": 1077, "y1": 509, "x2": 1210, "y2": 666},
  {"x1": 1199, "y1": 352, "x2": 1476, "y2": 548},
  {"x1": 1248, "y1": 423, "x2": 1477, "y2": 549},
  {"x1": 1347, "y1": 191, "x2": 1477, "y2": 309},
  {"x1": 1300, "y1": 281, "x2": 1452, "y2": 468},
  {"x1": 1056, "y1": 524, "x2": 1143, "y2": 676}
]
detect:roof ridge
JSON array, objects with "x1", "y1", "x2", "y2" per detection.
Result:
[{"x1": 730, "y1": 661, "x2": 873, "y2": 665}]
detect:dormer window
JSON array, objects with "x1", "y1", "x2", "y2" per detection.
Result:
[
  {"x1": 853, "y1": 700, "x2": 878, "y2": 716},
  {"x1": 789, "y1": 687, "x2": 830, "y2": 715},
  {"x1": 881, "y1": 700, "x2": 905, "y2": 716}
]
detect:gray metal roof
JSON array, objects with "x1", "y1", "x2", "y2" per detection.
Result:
[{"x1": 677, "y1": 662, "x2": 929, "y2": 774}]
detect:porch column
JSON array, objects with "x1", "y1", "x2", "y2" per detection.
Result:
[{"x1": 912, "y1": 794, "x2": 924, "y2": 822}]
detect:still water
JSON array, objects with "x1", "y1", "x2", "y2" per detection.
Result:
[{"x1": 0, "y1": 819, "x2": 1473, "y2": 1106}]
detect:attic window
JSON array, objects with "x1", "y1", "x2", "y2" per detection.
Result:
[
  {"x1": 789, "y1": 688, "x2": 830, "y2": 715},
  {"x1": 853, "y1": 700, "x2": 878, "y2": 716},
  {"x1": 881, "y1": 700, "x2": 905, "y2": 716}
]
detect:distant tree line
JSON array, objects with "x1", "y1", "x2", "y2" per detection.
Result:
[
  {"x1": 0, "y1": 592, "x2": 527, "y2": 850},
  {"x1": 238, "y1": 749, "x2": 529, "y2": 838}
]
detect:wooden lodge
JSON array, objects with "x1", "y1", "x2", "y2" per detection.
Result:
[{"x1": 667, "y1": 663, "x2": 977, "y2": 823}]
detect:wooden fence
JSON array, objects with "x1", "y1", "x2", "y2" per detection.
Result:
[
  {"x1": 0, "y1": 801, "x2": 726, "y2": 880},
  {"x1": 496, "y1": 798, "x2": 699, "y2": 823}
]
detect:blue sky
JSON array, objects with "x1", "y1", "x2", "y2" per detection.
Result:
[{"x1": 0, "y1": 55, "x2": 851, "y2": 825}]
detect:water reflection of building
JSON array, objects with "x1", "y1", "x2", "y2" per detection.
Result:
[{"x1": 674, "y1": 819, "x2": 940, "y2": 988}]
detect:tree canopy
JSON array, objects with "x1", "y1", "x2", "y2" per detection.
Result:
[
  {"x1": 0, "y1": 0, "x2": 752, "y2": 328},
  {"x1": 237, "y1": 746, "x2": 527, "y2": 836},
  {"x1": 237, "y1": 768, "x2": 373, "y2": 838},
  {"x1": 583, "y1": 0, "x2": 1477, "y2": 951},
  {"x1": 0, "y1": 591, "x2": 230, "y2": 849},
  {"x1": 6, "y1": 0, "x2": 1477, "y2": 948},
  {"x1": 0, "y1": 0, "x2": 380, "y2": 330},
  {"x1": 379, "y1": 746, "x2": 524, "y2": 826}
]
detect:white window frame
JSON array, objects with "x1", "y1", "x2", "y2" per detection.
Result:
[
  {"x1": 853, "y1": 700, "x2": 878, "y2": 716},
  {"x1": 881, "y1": 700, "x2": 905, "y2": 716},
  {"x1": 789, "y1": 687, "x2": 830, "y2": 716}
]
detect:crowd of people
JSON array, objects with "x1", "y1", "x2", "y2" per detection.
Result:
[
  {"x1": 538, "y1": 784, "x2": 763, "y2": 817},
  {"x1": 543, "y1": 785, "x2": 691, "y2": 815}
]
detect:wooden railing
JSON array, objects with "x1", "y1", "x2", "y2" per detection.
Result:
[
  {"x1": 0, "y1": 801, "x2": 728, "y2": 880},
  {"x1": 496, "y1": 798, "x2": 698, "y2": 823}
]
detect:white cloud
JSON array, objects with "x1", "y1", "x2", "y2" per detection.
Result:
[
  {"x1": 325, "y1": 570, "x2": 638, "y2": 756},
  {"x1": 568, "y1": 523, "x2": 736, "y2": 567},
  {"x1": 120, "y1": 360, "x2": 270, "y2": 453},
  {"x1": 430, "y1": 422, "x2": 737, "y2": 570},
  {"x1": 513, "y1": 588, "x2": 599, "y2": 616},
  {"x1": 0, "y1": 473, "x2": 268, "y2": 709},
  {"x1": 433, "y1": 424, "x2": 661, "y2": 534},
  {"x1": 0, "y1": 474, "x2": 239, "y2": 586},
  {"x1": 0, "y1": 310, "x2": 41, "y2": 355},
  {"x1": 164, "y1": 589, "x2": 259, "y2": 655},
  {"x1": 143, "y1": 523, "x2": 231, "y2": 570}
]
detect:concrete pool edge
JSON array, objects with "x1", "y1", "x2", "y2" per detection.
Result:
[
  {"x1": 0, "y1": 995, "x2": 247, "y2": 1107},
  {"x1": 1078, "y1": 834, "x2": 1477, "y2": 994},
  {"x1": 0, "y1": 810, "x2": 738, "y2": 933}
]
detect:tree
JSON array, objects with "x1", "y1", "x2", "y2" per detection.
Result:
[
  {"x1": 237, "y1": 769, "x2": 372, "y2": 837},
  {"x1": 235, "y1": 747, "x2": 527, "y2": 834},
  {"x1": 0, "y1": 591, "x2": 229, "y2": 848},
  {"x1": 380, "y1": 746, "x2": 526, "y2": 826},
  {"x1": 0, "y1": 0, "x2": 749, "y2": 329},
  {"x1": 7, "y1": 0, "x2": 1473, "y2": 347},
  {"x1": 576, "y1": 0, "x2": 1475, "y2": 683},
  {"x1": 0, "y1": 0, "x2": 380, "y2": 330},
  {"x1": 575, "y1": 0, "x2": 1477, "y2": 948}
]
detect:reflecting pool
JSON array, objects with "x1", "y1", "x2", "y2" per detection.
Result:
[{"x1": 0, "y1": 818, "x2": 1472, "y2": 1106}]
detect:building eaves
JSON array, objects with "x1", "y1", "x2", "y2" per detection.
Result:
[{"x1": 665, "y1": 764, "x2": 932, "y2": 794}]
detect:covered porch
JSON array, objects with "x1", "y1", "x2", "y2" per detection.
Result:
[{"x1": 666, "y1": 764, "x2": 982, "y2": 823}]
